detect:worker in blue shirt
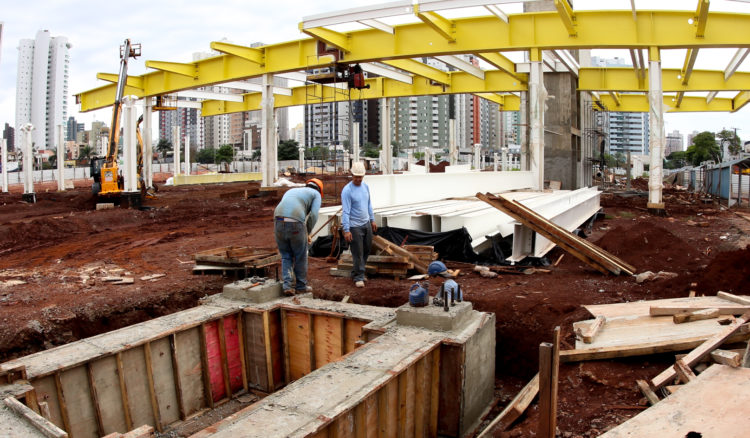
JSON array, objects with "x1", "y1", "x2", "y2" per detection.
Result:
[
  {"x1": 273, "y1": 178, "x2": 323, "y2": 295},
  {"x1": 342, "y1": 161, "x2": 376, "y2": 288}
]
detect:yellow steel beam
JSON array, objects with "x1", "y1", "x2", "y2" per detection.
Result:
[
  {"x1": 732, "y1": 91, "x2": 750, "y2": 111},
  {"x1": 145, "y1": 61, "x2": 198, "y2": 78},
  {"x1": 597, "y1": 93, "x2": 733, "y2": 112},
  {"x1": 554, "y1": 0, "x2": 577, "y2": 37},
  {"x1": 300, "y1": 26, "x2": 349, "y2": 51},
  {"x1": 78, "y1": 10, "x2": 750, "y2": 112},
  {"x1": 96, "y1": 73, "x2": 144, "y2": 90},
  {"x1": 675, "y1": 91, "x2": 685, "y2": 107},
  {"x1": 681, "y1": 48, "x2": 699, "y2": 85},
  {"x1": 414, "y1": 8, "x2": 454, "y2": 42},
  {"x1": 475, "y1": 52, "x2": 526, "y2": 82},
  {"x1": 473, "y1": 93, "x2": 521, "y2": 109},
  {"x1": 200, "y1": 70, "x2": 525, "y2": 116},
  {"x1": 695, "y1": 0, "x2": 710, "y2": 38},
  {"x1": 579, "y1": 67, "x2": 750, "y2": 92},
  {"x1": 609, "y1": 92, "x2": 621, "y2": 106},
  {"x1": 382, "y1": 59, "x2": 450, "y2": 85},
  {"x1": 210, "y1": 41, "x2": 264, "y2": 64}
]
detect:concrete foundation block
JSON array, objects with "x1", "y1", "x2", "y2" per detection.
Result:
[
  {"x1": 395, "y1": 300, "x2": 473, "y2": 331},
  {"x1": 222, "y1": 279, "x2": 282, "y2": 303}
]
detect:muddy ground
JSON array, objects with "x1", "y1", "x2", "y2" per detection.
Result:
[{"x1": 1, "y1": 176, "x2": 749, "y2": 437}]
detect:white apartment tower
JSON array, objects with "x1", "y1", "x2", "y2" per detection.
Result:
[{"x1": 16, "y1": 30, "x2": 71, "y2": 150}]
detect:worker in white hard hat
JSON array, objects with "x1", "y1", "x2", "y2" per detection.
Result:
[{"x1": 341, "y1": 161, "x2": 376, "y2": 288}]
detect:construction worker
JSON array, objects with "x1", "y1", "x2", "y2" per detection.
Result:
[
  {"x1": 274, "y1": 178, "x2": 323, "y2": 295},
  {"x1": 342, "y1": 161, "x2": 376, "y2": 288}
]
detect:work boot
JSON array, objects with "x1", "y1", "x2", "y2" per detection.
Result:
[
  {"x1": 283, "y1": 289, "x2": 295, "y2": 296},
  {"x1": 296, "y1": 286, "x2": 312, "y2": 294},
  {"x1": 355, "y1": 281, "x2": 365, "y2": 288}
]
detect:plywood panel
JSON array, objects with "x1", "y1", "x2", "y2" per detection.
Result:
[
  {"x1": 90, "y1": 356, "x2": 128, "y2": 435},
  {"x1": 344, "y1": 320, "x2": 366, "y2": 354},
  {"x1": 313, "y1": 316, "x2": 343, "y2": 369},
  {"x1": 149, "y1": 337, "x2": 180, "y2": 426},
  {"x1": 174, "y1": 327, "x2": 206, "y2": 416},
  {"x1": 203, "y1": 320, "x2": 225, "y2": 402},
  {"x1": 286, "y1": 311, "x2": 312, "y2": 380},
  {"x1": 363, "y1": 393, "x2": 378, "y2": 438},
  {"x1": 121, "y1": 346, "x2": 156, "y2": 430},
  {"x1": 59, "y1": 366, "x2": 98, "y2": 438},
  {"x1": 243, "y1": 312, "x2": 268, "y2": 391},
  {"x1": 438, "y1": 344, "x2": 462, "y2": 436},
  {"x1": 268, "y1": 310, "x2": 285, "y2": 389},
  {"x1": 404, "y1": 365, "x2": 416, "y2": 438},
  {"x1": 31, "y1": 375, "x2": 64, "y2": 431}
]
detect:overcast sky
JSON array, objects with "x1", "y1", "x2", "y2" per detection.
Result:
[{"x1": 3, "y1": 0, "x2": 750, "y2": 145}]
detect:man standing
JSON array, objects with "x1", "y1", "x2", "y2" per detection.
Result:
[
  {"x1": 342, "y1": 161, "x2": 376, "y2": 288},
  {"x1": 274, "y1": 178, "x2": 323, "y2": 295}
]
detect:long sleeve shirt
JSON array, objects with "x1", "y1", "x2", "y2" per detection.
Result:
[
  {"x1": 273, "y1": 187, "x2": 321, "y2": 234},
  {"x1": 341, "y1": 182, "x2": 374, "y2": 232}
]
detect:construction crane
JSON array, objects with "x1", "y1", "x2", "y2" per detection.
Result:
[{"x1": 91, "y1": 39, "x2": 142, "y2": 199}]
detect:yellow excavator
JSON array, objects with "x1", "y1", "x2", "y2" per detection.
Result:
[{"x1": 91, "y1": 39, "x2": 144, "y2": 200}]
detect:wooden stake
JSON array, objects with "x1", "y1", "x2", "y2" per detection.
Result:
[
  {"x1": 115, "y1": 352, "x2": 134, "y2": 430},
  {"x1": 673, "y1": 359, "x2": 696, "y2": 383},
  {"x1": 144, "y1": 342, "x2": 163, "y2": 432},
  {"x1": 169, "y1": 333, "x2": 187, "y2": 420},
  {"x1": 538, "y1": 342, "x2": 555, "y2": 438},
  {"x1": 673, "y1": 308, "x2": 720, "y2": 324},
  {"x1": 262, "y1": 311, "x2": 275, "y2": 390},
  {"x1": 85, "y1": 362, "x2": 105, "y2": 435},
  {"x1": 636, "y1": 380, "x2": 660, "y2": 405}
]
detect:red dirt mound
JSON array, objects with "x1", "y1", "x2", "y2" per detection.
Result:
[{"x1": 695, "y1": 245, "x2": 750, "y2": 294}]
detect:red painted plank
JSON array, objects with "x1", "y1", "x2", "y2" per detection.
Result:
[
  {"x1": 204, "y1": 320, "x2": 226, "y2": 402},
  {"x1": 223, "y1": 315, "x2": 244, "y2": 393}
]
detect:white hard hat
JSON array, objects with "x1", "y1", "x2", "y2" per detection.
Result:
[{"x1": 351, "y1": 161, "x2": 366, "y2": 176}]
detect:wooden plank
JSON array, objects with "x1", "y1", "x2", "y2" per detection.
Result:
[
  {"x1": 268, "y1": 310, "x2": 285, "y2": 389},
  {"x1": 414, "y1": 355, "x2": 428, "y2": 438},
  {"x1": 59, "y1": 366, "x2": 98, "y2": 438},
  {"x1": 354, "y1": 402, "x2": 366, "y2": 438},
  {"x1": 710, "y1": 349, "x2": 741, "y2": 367},
  {"x1": 363, "y1": 393, "x2": 378, "y2": 438},
  {"x1": 85, "y1": 363, "x2": 104, "y2": 435},
  {"x1": 198, "y1": 324, "x2": 215, "y2": 408},
  {"x1": 168, "y1": 334, "x2": 186, "y2": 421},
  {"x1": 428, "y1": 348, "x2": 440, "y2": 438},
  {"x1": 234, "y1": 313, "x2": 249, "y2": 393},
  {"x1": 313, "y1": 316, "x2": 344, "y2": 369},
  {"x1": 308, "y1": 313, "x2": 315, "y2": 372},
  {"x1": 149, "y1": 337, "x2": 179, "y2": 426},
  {"x1": 585, "y1": 296, "x2": 741, "y2": 319},
  {"x1": 174, "y1": 327, "x2": 206, "y2": 416},
  {"x1": 38, "y1": 401, "x2": 51, "y2": 421},
  {"x1": 651, "y1": 311, "x2": 750, "y2": 389},
  {"x1": 673, "y1": 359, "x2": 696, "y2": 383},
  {"x1": 743, "y1": 340, "x2": 750, "y2": 368},
  {"x1": 242, "y1": 312, "x2": 267, "y2": 391},
  {"x1": 281, "y1": 309, "x2": 291, "y2": 384},
  {"x1": 115, "y1": 353, "x2": 134, "y2": 431},
  {"x1": 372, "y1": 236, "x2": 429, "y2": 274},
  {"x1": 3, "y1": 396, "x2": 68, "y2": 438},
  {"x1": 286, "y1": 310, "x2": 312, "y2": 380},
  {"x1": 437, "y1": 345, "x2": 462, "y2": 436},
  {"x1": 636, "y1": 380, "x2": 659, "y2": 406},
  {"x1": 344, "y1": 320, "x2": 366, "y2": 353},
  {"x1": 121, "y1": 346, "x2": 157, "y2": 431},
  {"x1": 143, "y1": 343, "x2": 163, "y2": 432},
  {"x1": 664, "y1": 384, "x2": 682, "y2": 395},
  {"x1": 550, "y1": 327, "x2": 560, "y2": 436},
  {"x1": 673, "y1": 308, "x2": 721, "y2": 324},
  {"x1": 537, "y1": 342, "x2": 554, "y2": 438},
  {"x1": 716, "y1": 291, "x2": 750, "y2": 306},
  {"x1": 217, "y1": 318, "x2": 232, "y2": 399},
  {"x1": 476, "y1": 374, "x2": 539, "y2": 437},
  {"x1": 405, "y1": 365, "x2": 416, "y2": 438},
  {"x1": 89, "y1": 356, "x2": 127, "y2": 435},
  {"x1": 31, "y1": 376, "x2": 64, "y2": 430},
  {"x1": 576, "y1": 315, "x2": 605, "y2": 344},
  {"x1": 397, "y1": 370, "x2": 408, "y2": 438},
  {"x1": 259, "y1": 312, "x2": 274, "y2": 391},
  {"x1": 53, "y1": 372, "x2": 73, "y2": 437},
  {"x1": 650, "y1": 305, "x2": 748, "y2": 316}
]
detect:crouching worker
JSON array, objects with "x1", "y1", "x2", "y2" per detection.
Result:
[
  {"x1": 273, "y1": 178, "x2": 323, "y2": 296},
  {"x1": 428, "y1": 261, "x2": 462, "y2": 311}
]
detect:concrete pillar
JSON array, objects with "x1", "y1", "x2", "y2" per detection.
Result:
[
  {"x1": 520, "y1": 91, "x2": 528, "y2": 171},
  {"x1": 56, "y1": 125, "x2": 65, "y2": 191},
  {"x1": 343, "y1": 151, "x2": 350, "y2": 173},
  {"x1": 172, "y1": 126, "x2": 181, "y2": 177},
  {"x1": 449, "y1": 118, "x2": 457, "y2": 166},
  {"x1": 184, "y1": 135, "x2": 191, "y2": 176},
  {"x1": 298, "y1": 147, "x2": 305, "y2": 173},
  {"x1": 353, "y1": 122, "x2": 361, "y2": 162},
  {"x1": 407, "y1": 149, "x2": 413, "y2": 171},
  {"x1": 493, "y1": 152, "x2": 499, "y2": 172},
  {"x1": 380, "y1": 98, "x2": 393, "y2": 174},
  {"x1": 143, "y1": 100, "x2": 153, "y2": 188},
  {"x1": 261, "y1": 74, "x2": 277, "y2": 186},
  {"x1": 1, "y1": 138, "x2": 8, "y2": 193},
  {"x1": 529, "y1": 49, "x2": 545, "y2": 190},
  {"x1": 502, "y1": 147, "x2": 509, "y2": 172},
  {"x1": 424, "y1": 147, "x2": 431, "y2": 173},
  {"x1": 647, "y1": 47, "x2": 665, "y2": 213},
  {"x1": 21, "y1": 123, "x2": 34, "y2": 201},
  {"x1": 473, "y1": 144, "x2": 481, "y2": 170},
  {"x1": 122, "y1": 96, "x2": 138, "y2": 193},
  {"x1": 626, "y1": 150, "x2": 632, "y2": 190}
]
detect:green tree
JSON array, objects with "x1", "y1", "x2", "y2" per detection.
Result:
[
  {"x1": 196, "y1": 147, "x2": 217, "y2": 164},
  {"x1": 717, "y1": 129, "x2": 742, "y2": 157},
  {"x1": 602, "y1": 153, "x2": 616, "y2": 168},
  {"x1": 155, "y1": 139, "x2": 172, "y2": 162},
  {"x1": 613, "y1": 152, "x2": 625, "y2": 169},
  {"x1": 49, "y1": 151, "x2": 58, "y2": 168},
  {"x1": 278, "y1": 140, "x2": 300, "y2": 160},
  {"x1": 686, "y1": 131, "x2": 721, "y2": 165},
  {"x1": 215, "y1": 144, "x2": 235, "y2": 164},
  {"x1": 78, "y1": 145, "x2": 93, "y2": 163},
  {"x1": 665, "y1": 150, "x2": 687, "y2": 169}
]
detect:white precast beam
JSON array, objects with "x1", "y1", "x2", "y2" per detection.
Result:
[
  {"x1": 56, "y1": 125, "x2": 64, "y2": 191},
  {"x1": 301, "y1": 0, "x2": 413, "y2": 29},
  {"x1": 529, "y1": 190, "x2": 600, "y2": 258},
  {"x1": 275, "y1": 72, "x2": 309, "y2": 84},
  {"x1": 177, "y1": 90, "x2": 244, "y2": 102},
  {"x1": 725, "y1": 48, "x2": 750, "y2": 81},
  {"x1": 173, "y1": 126, "x2": 181, "y2": 176},
  {"x1": 419, "y1": 0, "x2": 537, "y2": 12},
  {"x1": 1, "y1": 138, "x2": 7, "y2": 193},
  {"x1": 222, "y1": 81, "x2": 293, "y2": 96},
  {"x1": 122, "y1": 96, "x2": 138, "y2": 193},
  {"x1": 484, "y1": 4, "x2": 508, "y2": 22},
  {"x1": 550, "y1": 50, "x2": 579, "y2": 76},
  {"x1": 360, "y1": 63, "x2": 413, "y2": 84},
  {"x1": 174, "y1": 100, "x2": 203, "y2": 109},
  {"x1": 435, "y1": 55, "x2": 485, "y2": 79},
  {"x1": 358, "y1": 19, "x2": 394, "y2": 34}
]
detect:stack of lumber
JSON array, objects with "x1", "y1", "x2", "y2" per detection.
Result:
[
  {"x1": 477, "y1": 192, "x2": 635, "y2": 276},
  {"x1": 330, "y1": 238, "x2": 438, "y2": 279},
  {"x1": 403, "y1": 244, "x2": 438, "y2": 266},
  {"x1": 372, "y1": 236, "x2": 430, "y2": 274},
  {"x1": 336, "y1": 254, "x2": 411, "y2": 277},
  {"x1": 193, "y1": 246, "x2": 280, "y2": 275}
]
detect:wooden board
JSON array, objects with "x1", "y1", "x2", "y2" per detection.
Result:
[
  {"x1": 59, "y1": 366, "x2": 98, "y2": 438},
  {"x1": 584, "y1": 296, "x2": 739, "y2": 319},
  {"x1": 31, "y1": 376, "x2": 65, "y2": 432},
  {"x1": 267, "y1": 310, "x2": 285, "y2": 390},
  {"x1": 601, "y1": 365, "x2": 750, "y2": 437},
  {"x1": 313, "y1": 315, "x2": 344, "y2": 369},
  {"x1": 437, "y1": 344, "x2": 462, "y2": 436},
  {"x1": 344, "y1": 320, "x2": 367, "y2": 354},
  {"x1": 222, "y1": 315, "x2": 244, "y2": 394},
  {"x1": 242, "y1": 312, "x2": 269, "y2": 391},
  {"x1": 174, "y1": 328, "x2": 206, "y2": 416},
  {"x1": 89, "y1": 356, "x2": 128, "y2": 435},
  {"x1": 285, "y1": 311, "x2": 312, "y2": 380},
  {"x1": 148, "y1": 337, "x2": 180, "y2": 426},
  {"x1": 121, "y1": 347, "x2": 156, "y2": 430}
]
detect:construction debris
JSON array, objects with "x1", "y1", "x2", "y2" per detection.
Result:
[
  {"x1": 193, "y1": 246, "x2": 280, "y2": 277},
  {"x1": 634, "y1": 270, "x2": 678, "y2": 283},
  {"x1": 371, "y1": 236, "x2": 431, "y2": 274}
]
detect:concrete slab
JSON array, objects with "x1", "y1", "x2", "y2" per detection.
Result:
[
  {"x1": 395, "y1": 300, "x2": 473, "y2": 332},
  {"x1": 0, "y1": 402, "x2": 49, "y2": 438},
  {"x1": 222, "y1": 279, "x2": 282, "y2": 303},
  {"x1": 172, "y1": 172, "x2": 261, "y2": 186}
]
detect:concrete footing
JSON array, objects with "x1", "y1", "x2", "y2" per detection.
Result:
[
  {"x1": 21, "y1": 193, "x2": 36, "y2": 203},
  {"x1": 222, "y1": 279, "x2": 282, "y2": 303},
  {"x1": 396, "y1": 300, "x2": 473, "y2": 331},
  {"x1": 647, "y1": 202, "x2": 666, "y2": 216}
]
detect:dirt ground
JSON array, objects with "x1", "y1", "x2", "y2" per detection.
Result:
[{"x1": 1, "y1": 176, "x2": 749, "y2": 437}]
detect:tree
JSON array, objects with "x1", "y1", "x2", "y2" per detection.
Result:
[
  {"x1": 49, "y1": 151, "x2": 58, "y2": 168},
  {"x1": 155, "y1": 139, "x2": 172, "y2": 162},
  {"x1": 78, "y1": 145, "x2": 93, "y2": 163},
  {"x1": 665, "y1": 150, "x2": 687, "y2": 169},
  {"x1": 685, "y1": 131, "x2": 721, "y2": 165},
  {"x1": 196, "y1": 147, "x2": 217, "y2": 164},
  {"x1": 278, "y1": 140, "x2": 300, "y2": 160},
  {"x1": 215, "y1": 145, "x2": 235, "y2": 164},
  {"x1": 613, "y1": 152, "x2": 625, "y2": 169},
  {"x1": 602, "y1": 153, "x2": 616, "y2": 168},
  {"x1": 717, "y1": 129, "x2": 741, "y2": 157}
]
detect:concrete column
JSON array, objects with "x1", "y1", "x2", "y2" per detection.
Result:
[
  {"x1": 529, "y1": 49, "x2": 545, "y2": 190},
  {"x1": 56, "y1": 125, "x2": 64, "y2": 191},
  {"x1": 1, "y1": 138, "x2": 8, "y2": 193},
  {"x1": 407, "y1": 149, "x2": 413, "y2": 171},
  {"x1": 143, "y1": 100, "x2": 153, "y2": 188},
  {"x1": 473, "y1": 144, "x2": 481, "y2": 170},
  {"x1": 493, "y1": 152, "x2": 499, "y2": 172},
  {"x1": 184, "y1": 135, "x2": 191, "y2": 176},
  {"x1": 502, "y1": 147, "x2": 509, "y2": 171},
  {"x1": 626, "y1": 150, "x2": 632, "y2": 190},
  {"x1": 21, "y1": 124, "x2": 34, "y2": 200},
  {"x1": 520, "y1": 91, "x2": 528, "y2": 171},
  {"x1": 122, "y1": 96, "x2": 138, "y2": 193},
  {"x1": 647, "y1": 47, "x2": 665, "y2": 213},
  {"x1": 261, "y1": 74, "x2": 277, "y2": 186},
  {"x1": 449, "y1": 119, "x2": 457, "y2": 166},
  {"x1": 353, "y1": 122, "x2": 361, "y2": 162},
  {"x1": 343, "y1": 151, "x2": 350, "y2": 173},
  {"x1": 298, "y1": 147, "x2": 305, "y2": 173},
  {"x1": 380, "y1": 98, "x2": 393, "y2": 174},
  {"x1": 173, "y1": 126, "x2": 181, "y2": 177},
  {"x1": 424, "y1": 147, "x2": 431, "y2": 173}
]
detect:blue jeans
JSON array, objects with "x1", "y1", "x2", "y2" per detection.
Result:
[
  {"x1": 349, "y1": 224, "x2": 372, "y2": 282},
  {"x1": 274, "y1": 220, "x2": 308, "y2": 291}
]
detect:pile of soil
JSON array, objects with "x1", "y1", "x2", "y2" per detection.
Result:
[
  {"x1": 414, "y1": 160, "x2": 449, "y2": 172},
  {"x1": 695, "y1": 245, "x2": 750, "y2": 293},
  {"x1": 630, "y1": 177, "x2": 649, "y2": 191}
]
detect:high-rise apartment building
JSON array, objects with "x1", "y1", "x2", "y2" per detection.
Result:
[
  {"x1": 2, "y1": 123, "x2": 14, "y2": 151},
  {"x1": 16, "y1": 30, "x2": 71, "y2": 150},
  {"x1": 665, "y1": 130, "x2": 684, "y2": 156},
  {"x1": 66, "y1": 116, "x2": 84, "y2": 141}
]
